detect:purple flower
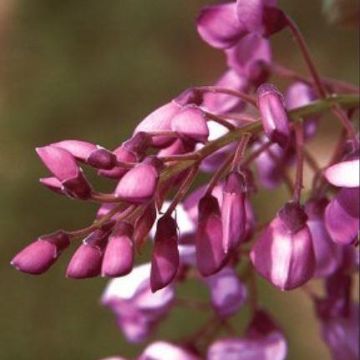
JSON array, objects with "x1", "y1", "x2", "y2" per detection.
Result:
[
  {"x1": 115, "y1": 157, "x2": 163, "y2": 203},
  {"x1": 305, "y1": 198, "x2": 343, "y2": 277},
  {"x1": 208, "y1": 310, "x2": 287, "y2": 360},
  {"x1": 51, "y1": 140, "x2": 117, "y2": 170},
  {"x1": 171, "y1": 106, "x2": 209, "y2": 143},
  {"x1": 196, "y1": 195, "x2": 227, "y2": 276},
  {"x1": 285, "y1": 82, "x2": 318, "y2": 139},
  {"x1": 139, "y1": 341, "x2": 200, "y2": 360},
  {"x1": 98, "y1": 132, "x2": 149, "y2": 179},
  {"x1": 102, "y1": 263, "x2": 175, "y2": 343},
  {"x1": 251, "y1": 201, "x2": 315, "y2": 290},
  {"x1": 36, "y1": 145, "x2": 92, "y2": 199},
  {"x1": 134, "y1": 102, "x2": 181, "y2": 147},
  {"x1": 11, "y1": 231, "x2": 70, "y2": 275},
  {"x1": 202, "y1": 70, "x2": 249, "y2": 114},
  {"x1": 257, "y1": 83, "x2": 290, "y2": 147},
  {"x1": 325, "y1": 188, "x2": 359, "y2": 245},
  {"x1": 133, "y1": 202, "x2": 157, "y2": 248},
  {"x1": 102, "y1": 222, "x2": 134, "y2": 277},
  {"x1": 196, "y1": 2, "x2": 243, "y2": 49},
  {"x1": 325, "y1": 158, "x2": 360, "y2": 188},
  {"x1": 204, "y1": 267, "x2": 247, "y2": 317},
  {"x1": 226, "y1": 33, "x2": 271, "y2": 85},
  {"x1": 221, "y1": 171, "x2": 247, "y2": 252},
  {"x1": 150, "y1": 216, "x2": 180, "y2": 292},
  {"x1": 66, "y1": 227, "x2": 111, "y2": 279},
  {"x1": 39, "y1": 176, "x2": 65, "y2": 195}
]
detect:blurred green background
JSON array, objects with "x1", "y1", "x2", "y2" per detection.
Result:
[{"x1": 0, "y1": 0, "x2": 358, "y2": 359}]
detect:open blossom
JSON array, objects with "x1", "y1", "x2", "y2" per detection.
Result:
[
  {"x1": 251, "y1": 201, "x2": 315, "y2": 290},
  {"x1": 102, "y1": 263, "x2": 174, "y2": 343},
  {"x1": 138, "y1": 341, "x2": 200, "y2": 360},
  {"x1": 207, "y1": 310, "x2": 287, "y2": 360},
  {"x1": 325, "y1": 188, "x2": 359, "y2": 245},
  {"x1": 325, "y1": 158, "x2": 360, "y2": 188}
]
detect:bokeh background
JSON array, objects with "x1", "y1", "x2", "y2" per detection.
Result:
[{"x1": 0, "y1": 0, "x2": 358, "y2": 359}]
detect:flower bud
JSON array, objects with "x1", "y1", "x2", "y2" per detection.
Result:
[
  {"x1": 171, "y1": 106, "x2": 209, "y2": 143},
  {"x1": 134, "y1": 102, "x2": 180, "y2": 147},
  {"x1": 150, "y1": 216, "x2": 179, "y2": 292},
  {"x1": 251, "y1": 202, "x2": 315, "y2": 290},
  {"x1": 11, "y1": 230, "x2": 70, "y2": 275},
  {"x1": 197, "y1": 3, "x2": 242, "y2": 49},
  {"x1": 221, "y1": 171, "x2": 247, "y2": 252},
  {"x1": 66, "y1": 228, "x2": 111, "y2": 279},
  {"x1": 325, "y1": 158, "x2": 360, "y2": 188},
  {"x1": 325, "y1": 188, "x2": 359, "y2": 245},
  {"x1": 39, "y1": 177, "x2": 65, "y2": 195},
  {"x1": 205, "y1": 267, "x2": 247, "y2": 317},
  {"x1": 133, "y1": 203, "x2": 157, "y2": 249},
  {"x1": 115, "y1": 157, "x2": 162, "y2": 203},
  {"x1": 257, "y1": 83, "x2": 290, "y2": 147},
  {"x1": 51, "y1": 140, "x2": 117, "y2": 170},
  {"x1": 196, "y1": 195, "x2": 227, "y2": 276},
  {"x1": 102, "y1": 222, "x2": 134, "y2": 277},
  {"x1": 202, "y1": 70, "x2": 248, "y2": 114},
  {"x1": 36, "y1": 145, "x2": 92, "y2": 199}
]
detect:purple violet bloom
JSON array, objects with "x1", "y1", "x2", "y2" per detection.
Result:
[
  {"x1": 133, "y1": 202, "x2": 157, "y2": 249},
  {"x1": 325, "y1": 158, "x2": 360, "y2": 188},
  {"x1": 325, "y1": 187, "x2": 360, "y2": 245},
  {"x1": 208, "y1": 310, "x2": 287, "y2": 360},
  {"x1": 36, "y1": 145, "x2": 92, "y2": 199},
  {"x1": 134, "y1": 102, "x2": 181, "y2": 147},
  {"x1": 66, "y1": 227, "x2": 112, "y2": 279},
  {"x1": 171, "y1": 106, "x2": 209, "y2": 143},
  {"x1": 251, "y1": 201, "x2": 316, "y2": 290},
  {"x1": 11, "y1": 230, "x2": 70, "y2": 275},
  {"x1": 150, "y1": 215, "x2": 180, "y2": 292},
  {"x1": 257, "y1": 83, "x2": 290, "y2": 147},
  {"x1": 115, "y1": 157, "x2": 163, "y2": 204},
  {"x1": 196, "y1": 195, "x2": 227, "y2": 276},
  {"x1": 204, "y1": 267, "x2": 247, "y2": 317},
  {"x1": 102, "y1": 263, "x2": 175, "y2": 343},
  {"x1": 102, "y1": 222, "x2": 134, "y2": 278},
  {"x1": 305, "y1": 198, "x2": 343, "y2": 277},
  {"x1": 221, "y1": 171, "x2": 247, "y2": 252},
  {"x1": 285, "y1": 82, "x2": 318, "y2": 139},
  {"x1": 139, "y1": 341, "x2": 200, "y2": 360},
  {"x1": 202, "y1": 69, "x2": 249, "y2": 114}
]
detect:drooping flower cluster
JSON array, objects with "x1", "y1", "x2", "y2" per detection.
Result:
[{"x1": 12, "y1": 0, "x2": 359, "y2": 359}]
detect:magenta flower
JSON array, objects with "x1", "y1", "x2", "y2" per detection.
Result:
[
  {"x1": 171, "y1": 106, "x2": 209, "y2": 143},
  {"x1": 66, "y1": 227, "x2": 111, "y2": 279},
  {"x1": 305, "y1": 198, "x2": 343, "y2": 277},
  {"x1": 115, "y1": 157, "x2": 163, "y2": 203},
  {"x1": 11, "y1": 231, "x2": 70, "y2": 275},
  {"x1": 204, "y1": 267, "x2": 247, "y2": 317},
  {"x1": 139, "y1": 341, "x2": 200, "y2": 360},
  {"x1": 325, "y1": 188, "x2": 359, "y2": 245},
  {"x1": 207, "y1": 310, "x2": 287, "y2": 360},
  {"x1": 202, "y1": 70, "x2": 249, "y2": 114},
  {"x1": 150, "y1": 215, "x2": 180, "y2": 292},
  {"x1": 196, "y1": 195, "x2": 227, "y2": 276},
  {"x1": 251, "y1": 202, "x2": 315, "y2": 290},
  {"x1": 134, "y1": 102, "x2": 181, "y2": 147},
  {"x1": 36, "y1": 145, "x2": 92, "y2": 199},
  {"x1": 102, "y1": 222, "x2": 134, "y2": 277},
  {"x1": 133, "y1": 202, "x2": 157, "y2": 248},
  {"x1": 325, "y1": 158, "x2": 360, "y2": 188},
  {"x1": 257, "y1": 83, "x2": 290, "y2": 147},
  {"x1": 102, "y1": 263, "x2": 174, "y2": 343},
  {"x1": 221, "y1": 171, "x2": 247, "y2": 252}
]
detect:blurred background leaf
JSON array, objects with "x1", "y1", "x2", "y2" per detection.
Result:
[{"x1": 322, "y1": 0, "x2": 360, "y2": 27}]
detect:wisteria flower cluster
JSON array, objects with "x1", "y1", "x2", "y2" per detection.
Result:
[{"x1": 11, "y1": 1, "x2": 359, "y2": 359}]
